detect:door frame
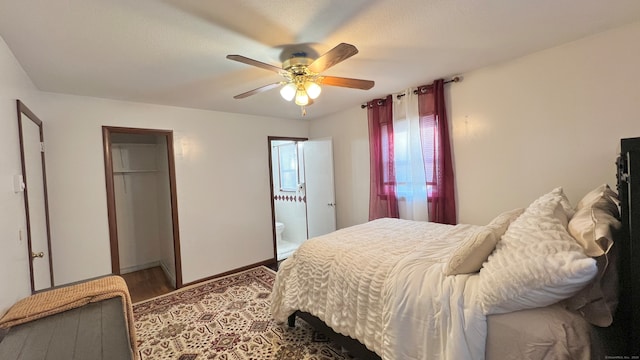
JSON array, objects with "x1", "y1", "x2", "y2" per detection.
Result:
[
  {"x1": 102, "y1": 126, "x2": 183, "y2": 288},
  {"x1": 268, "y1": 136, "x2": 308, "y2": 260},
  {"x1": 17, "y1": 100, "x2": 54, "y2": 292}
]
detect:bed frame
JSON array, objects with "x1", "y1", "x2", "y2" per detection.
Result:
[
  {"x1": 288, "y1": 137, "x2": 640, "y2": 358},
  {"x1": 288, "y1": 311, "x2": 382, "y2": 359}
]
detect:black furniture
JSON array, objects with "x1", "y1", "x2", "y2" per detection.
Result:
[{"x1": 617, "y1": 136, "x2": 640, "y2": 356}]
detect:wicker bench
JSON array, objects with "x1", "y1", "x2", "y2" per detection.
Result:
[
  {"x1": 0, "y1": 297, "x2": 132, "y2": 359},
  {"x1": 0, "y1": 276, "x2": 135, "y2": 360}
]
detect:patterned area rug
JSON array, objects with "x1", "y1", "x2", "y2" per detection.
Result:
[{"x1": 133, "y1": 266, "x2": 351, "y2": 359}]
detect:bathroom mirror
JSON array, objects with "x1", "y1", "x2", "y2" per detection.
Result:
[{"x1": 17, "y1": 100, "x2": 54, "y2": 292}]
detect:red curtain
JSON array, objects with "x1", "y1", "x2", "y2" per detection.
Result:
[
  {"x1": 417, "y1": 79, "x2": 456, "y2": 224},
  {"x1": 367, "y1": 95, "x2": 399, "y2": 220}
]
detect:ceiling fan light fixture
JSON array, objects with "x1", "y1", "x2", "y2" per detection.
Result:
[
  {"x1": 304, "y1": 81, "x2": 322, "y2": 99},
  {"x1": 294, "y1": 89, "x2": 309, "y2": 106},
  {"x1": 280, "y1": 83, "x2": 297, "y2": 101},
  {"x1": 227, "y1": 43, "x2": 375, "y2": 115}
]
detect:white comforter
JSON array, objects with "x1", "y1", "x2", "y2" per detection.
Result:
[{"x1": 270, "y1": 218, "x2": 487, "y2": 360}]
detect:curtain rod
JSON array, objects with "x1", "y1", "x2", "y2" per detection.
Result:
[{"x1": 360, "y1": 76, "x2": 461, "y2": 108}]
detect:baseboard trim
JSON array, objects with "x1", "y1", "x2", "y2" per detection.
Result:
[
  {"x1": 120, "y1": 261, "x2": 160, "y2": 275},
  {"x1": 181, "y1": 258, "x2": 277, "y2": 288},
  {"x1": 159, "y1": 260, "x2": 176, "y2": 288}
]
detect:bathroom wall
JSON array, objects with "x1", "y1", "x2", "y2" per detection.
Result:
[{"x1": 272, "y1": 140, "x2": 307, "y2": 244}]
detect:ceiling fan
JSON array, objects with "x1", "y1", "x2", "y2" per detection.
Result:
[{"x1": 226, "y1": 43, "x2": 374, "y2": 115}]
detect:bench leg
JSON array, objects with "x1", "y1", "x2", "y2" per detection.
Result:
[{"x1": 287, "y1": 312, "x2": 297, "y2": 328}]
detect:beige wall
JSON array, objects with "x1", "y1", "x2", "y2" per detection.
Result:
[
  {"x1": 0, "y1": 30, "x2": 309, "y2": 302},
  {"x1": 309, "y1": 106, "x2": 370, "y2": 229},
  {"x1": 450, "y1": 20, "x2": 640, "y2": 224},
  {"x1": 0, "y1": 36, "x2": 40, "y2": 315},
  {"x1": 312, "y1": 21, "x2": 640, "y2": 227},
  {"x1": 35, "y1": 93, "x2": 309, "y2": 286}
]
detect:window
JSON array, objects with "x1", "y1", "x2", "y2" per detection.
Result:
[
  {"x1": 388, "y1": 91, "x2": 430, "y2": 221},
  {"x1": 392, "y1": 114, "x2": 429, "y2": 201},
  {"x1": 278, "y1": 143, "x2": 298, "y2": 192}
]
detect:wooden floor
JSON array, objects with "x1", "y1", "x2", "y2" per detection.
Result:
[{"x1": 121, "y1": 266, "x2": 174, "y2": 303}]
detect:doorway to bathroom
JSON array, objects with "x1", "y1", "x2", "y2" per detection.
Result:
[
  {"x1": 268, "y1": 136, "x2": 336, "y2": 261},
  {"x1": 102, "y1": 126, "x2": 182, "y2": 301}
]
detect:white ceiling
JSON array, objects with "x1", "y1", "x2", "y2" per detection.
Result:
[{"x1": 1, "y1": 1, "x2": 639, "y2": 120}]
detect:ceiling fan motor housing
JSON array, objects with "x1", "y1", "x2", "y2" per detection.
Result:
[{"x1": 283, "y1": 57, "x2": 315, "y2": 75}]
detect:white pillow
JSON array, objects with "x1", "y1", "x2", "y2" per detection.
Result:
[
  {"x1": 568, "y1": 196, "x2": 620, "y2": 257},
  {"x1": 485, "y1": 208, "x2": 524, "y2": 238},
  {"x1": 564, "y1": 184, "x2": 621, "y2": 326},
  {"x1": 478, "y1": 188, "x2": 597, "y2": 315},
  {"x1": 527, "y1": 187, "x2": 575, "y2": 228},
  {"x1": 444, "y1": 208, "x2": 524, "y2": 276},
  {"x1": 444, "y1": 227, "x2": 497, "y2": 275},
  {"x1": 576, "y1": 184, "x2": 619, "y2": 211}
]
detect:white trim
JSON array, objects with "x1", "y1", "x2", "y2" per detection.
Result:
[
  {"x1": 120, "y1": 261, "x2": 160, "y2": 274},
  {"x1": 159, "y1": 259, "x2": 176, "y2": 288}
]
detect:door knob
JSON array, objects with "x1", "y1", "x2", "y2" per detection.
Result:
[
  {"x1": 327, "y1": 202, "x2": 336, "y2": 207},
  {"x1": 31, "y1": 251, "x2": 44, "y2": 259}
]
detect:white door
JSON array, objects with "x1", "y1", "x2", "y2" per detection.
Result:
[
  {"x1": 20, "y1": 110, "x2": 53, "y2": 291},
  {"x1": 304, "y1": 138, "x2": 336, "y2": 238}
]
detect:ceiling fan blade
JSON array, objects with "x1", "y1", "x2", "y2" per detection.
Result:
[
  {"x1": 308, "y1": 43, "x2": 358, "y2": 73},
  {"x1": 226, "y1": 55, "x2": 285, "y2": 75},
  {"x1": 320, "y1": 76, "x2": 374, "y2": 90},
  {"x1": 233, "y1": 82, "x2": 283, "y2": 99}
]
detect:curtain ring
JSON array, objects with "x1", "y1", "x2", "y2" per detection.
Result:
[{"x1": 377, "y1": 99, "x2": 383, "y2": 106}]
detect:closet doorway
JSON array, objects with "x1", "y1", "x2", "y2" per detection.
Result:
[{"x1": 103, "y1": 126, "x2": 182, "y2": 300}]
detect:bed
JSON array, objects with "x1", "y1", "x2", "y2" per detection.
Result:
[{"x1": 271, "y1": 166, "x2": 634, "y2": 358}]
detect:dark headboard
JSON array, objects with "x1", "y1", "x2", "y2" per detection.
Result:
[{"x1": 616, "y1": 137, "x2": 640, "y2": 355}]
